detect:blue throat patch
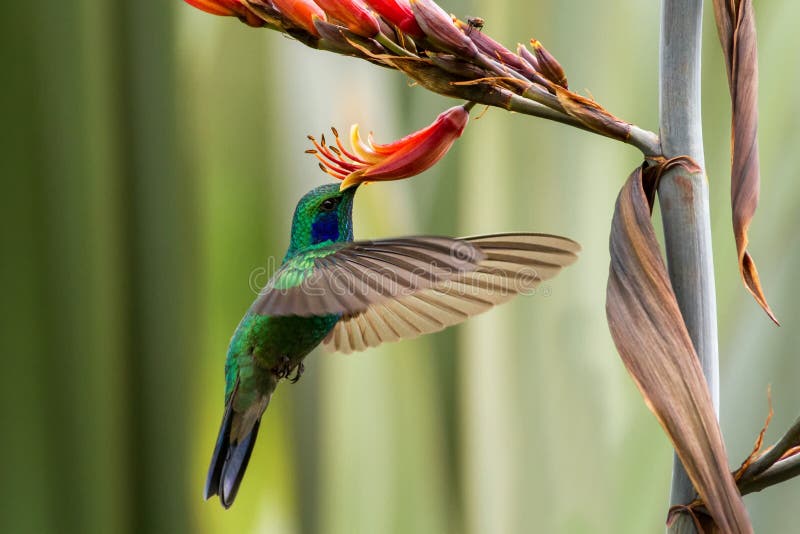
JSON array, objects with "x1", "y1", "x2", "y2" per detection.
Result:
[{"x1": 311, "y1": 211, "x2": 340, "y2": 244}]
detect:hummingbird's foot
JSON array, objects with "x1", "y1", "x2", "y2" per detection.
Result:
[
  {"x1": 274, "y1": 356, "x2": 304, "y2": 382},
  {"x1": 290, "y1": 362, "x2": 305, "y2": 384},
  {"x1": 274, "y1": 355, "x2": 293, "y2": 380}
]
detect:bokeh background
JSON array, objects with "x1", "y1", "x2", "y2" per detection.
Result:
[{"x1": 3, "y1": 1, "x2": 799, "y2": 533}]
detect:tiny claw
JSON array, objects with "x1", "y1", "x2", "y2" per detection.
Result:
[
  {"x1": 274, "y1": 355, "x2": 292, "y2": 379},
  {"x1": 290, "y1": 362, "x2": 305, "y2": 383}
]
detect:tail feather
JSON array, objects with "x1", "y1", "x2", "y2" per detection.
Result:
[{"x1": 204, "y1": 395, "x2": 262, "y2": 508}]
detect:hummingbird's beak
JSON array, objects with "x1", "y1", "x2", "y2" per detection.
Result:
[{"x1": 339, "y1": 172, "x2": 364, "y2": 191}]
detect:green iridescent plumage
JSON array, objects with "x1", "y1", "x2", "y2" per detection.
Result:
[
  {"x1": 205, "y1": 184, "x2": 355, "y2": 508},
  {"x1": 205, "y1": 183, "x2": 581, "y2": 508}
]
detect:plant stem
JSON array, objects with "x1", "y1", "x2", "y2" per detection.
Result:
[
  {"x1": 505, "y1": 94, "x2": 661, "y2": 155},
  {"x1": 629, "y1": 125, "x2": 662, "y2": 157},
  {"x1": 375, "y1": 33, "x2": 417, "y2": 58},
  {"x1": 658, "y1": 1, "x2": 720, "y2": 532},
  {"x1": 741, "y1": 416, "x2": 800, "y2": 480},
  {"x1": 740, "y1": 454, "x2": 800, "y2": 495}
]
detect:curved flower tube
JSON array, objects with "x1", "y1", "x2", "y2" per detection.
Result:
[
  {"x1": 363, "y1": 0, "x2": 424, "y2": 37},
  {"x1": 308, "y1": 104, "x2": 471, "y2": 189},
  {"x1": 270, "y1": 0, "x2": 327, "y2": 36},
  {"x1": 184, "y1": 0, "x2": 266, "y2": 27},
  {"x1": 314, "y1": 0, "x2": 381, "y2": 38}
]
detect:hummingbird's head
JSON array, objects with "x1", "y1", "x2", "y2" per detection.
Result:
[{"x1": 285, "y1": 183, "x2": 358, "y2": 258}]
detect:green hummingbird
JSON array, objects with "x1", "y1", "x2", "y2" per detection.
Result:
[{"x1": 204, "y1": 183, "x2": 580, "y2": 507}]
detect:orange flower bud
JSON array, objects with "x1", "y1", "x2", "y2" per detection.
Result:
[
  {"x1": 271, "y1": 0, "x2": 327, "y2": 36},
  {"x1": 315, "y1": 0, "x2": 381, "y2": 37},
  {"x1": 184, "y1": 0, "x2": 266, "y2": 27}
]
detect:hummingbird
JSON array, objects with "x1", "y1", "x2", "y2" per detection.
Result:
[{"x1": 204, "y1": 183, "x2": 580, "y2": 507}]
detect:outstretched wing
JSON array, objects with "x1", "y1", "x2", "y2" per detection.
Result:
[
  {"x1": 323, "y1": 233, "x2": 580, "y2": 353},
  {"x1": 251, "y1": 236, "x2": 486, "y2": 317}
]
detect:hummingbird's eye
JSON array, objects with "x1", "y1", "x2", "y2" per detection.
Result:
[{"x1": 320, "y1": 198, "x2": 338, "y2": 212}]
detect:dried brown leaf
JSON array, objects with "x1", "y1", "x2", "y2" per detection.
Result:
[
  {"x1": 554, "y1": 86, "x2": 630, "y2": 141},
  {"x1": 711, "y1": 0, "x2": 777, "y2": 323},
  {"x1": 606, "y1": 160, "x2": 752, "y2": 533},
  {"x1": 734, "y1": 387, "x2": 773, "y2": 480}
]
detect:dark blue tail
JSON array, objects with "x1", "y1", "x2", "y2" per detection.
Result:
[{"x1": 204, "y1": 397, "x2": 261, "y2": 508}]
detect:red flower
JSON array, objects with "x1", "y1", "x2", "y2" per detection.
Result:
[
  {"x1": 308, "y1": 104, "x2": 470, "y2": 189},
  {"x1": 183, "y1": 0, "x2": 265, "y2": 27},
  {"x1": 271, "y1": 0, "x2": 327, "y2": 36},
  {"x1": 314, "y1": 0, "x2": 381, "y2": 38},
  {"x1": 363, "y1": 0, "x2": 424, "y2": 37}
]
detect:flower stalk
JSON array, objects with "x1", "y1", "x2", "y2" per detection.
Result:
[{"x1": 657, "y1": 0, "x2": 732, "y2": 531}]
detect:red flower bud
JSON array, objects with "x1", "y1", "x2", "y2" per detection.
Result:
[
  {"x1": 363, "y1": 0, "x2": 424, "y2": 37},
  {"x1": 184, "y1": 0, "x2": 266, "y2": 27},
  {"x1": 271, "y1": 0, "x2": 327, "y2": 36},
  {"x1": 308, "y1": 104, "x2": 470, "y2": 189},
  {"x1": 314, "y1": 0, "x2": 381, "y2": 37}
]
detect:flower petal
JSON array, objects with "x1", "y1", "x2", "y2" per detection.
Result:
[
  {"x1": 185, "y1": 0, "x2": 266, "y2": 26},
  {"x1": 315, "y1": 0, "x2": 381, "y2": 37},
  {"x1": 271, "y1": 0, "x2": 327, "y2": 36},
  {"x1": 360, "y1": 105, "x2": 468, "y2": 179},
  {"x1": 315, "y1": 105, "x2": 470, "y2": 189},
  {"x1": 364, "y1": 0, "x2": 424, "y2": 37},
  {"x1": 349, "y1": 125, "x2": 382, "y2": 163},
  {"x1": 184, "y1": 0, "x2": 241, "y2": 16},
  {"x1": 370, "y1": 105, "x2": 466, "y2": 156}
]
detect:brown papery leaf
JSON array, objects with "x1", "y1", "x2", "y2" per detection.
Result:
[
  {"x1": 711, "y1": 0, "x2": 777, "y2": 324},
  {"x1": 606, "y1": 160, "x2": 752, "y2": 533},
  {"x1": 554, "y1": 87, "x2": 630, "y2": 141}
]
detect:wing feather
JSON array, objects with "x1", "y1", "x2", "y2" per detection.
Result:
[
  {"x1": 324, "y1": 233, "x2": 580, "y2": 353},
  {"x1": 251, "y1": 237, "x2": 484, "y2": 317}
]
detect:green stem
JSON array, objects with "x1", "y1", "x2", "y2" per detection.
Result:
[
  {"x1": 375, "y1": 33, "x2": 417, "y2": 58},
  {"x1": 740, "y1": 454, "x2": 800, "y2": 495}
]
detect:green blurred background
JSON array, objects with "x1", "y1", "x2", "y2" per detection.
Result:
[{"x1": 2, "y1": 1, "x2": 798, "y2": 532}]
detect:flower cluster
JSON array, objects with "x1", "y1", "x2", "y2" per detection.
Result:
[
  {"x1": 184, "y1": 0, "x2": 649, "y2": 169},
  {"x1": 182, "y1": 0, "x2": 575, "y2": 106}
]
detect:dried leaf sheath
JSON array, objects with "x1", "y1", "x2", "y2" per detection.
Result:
[
  {"x1": 711, "y1": 0, "x2": 777, "y2": 323},
  {"x1": 606, "y1": 161, "x2": 751, "y2": 533}
]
